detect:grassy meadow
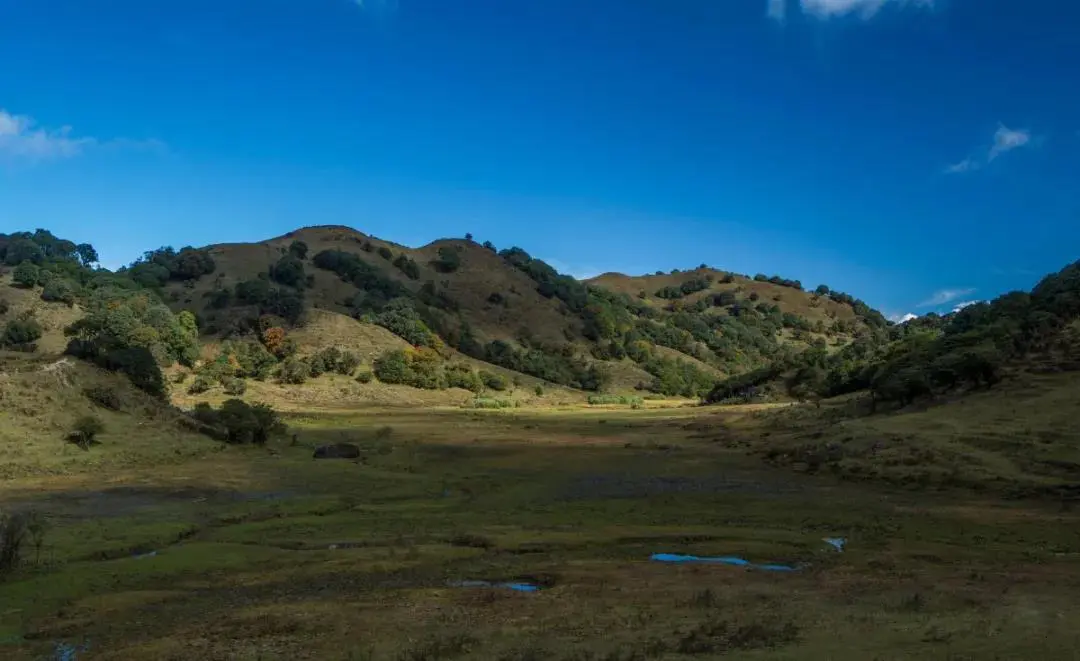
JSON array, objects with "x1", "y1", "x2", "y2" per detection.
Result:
[{"x1": 3, "y1": 396, "x2": 1080, "y2": 660}]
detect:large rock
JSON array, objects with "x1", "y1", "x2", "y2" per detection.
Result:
[{"x1": 313, "y1": 443, "x2": 361, "y2": 460}]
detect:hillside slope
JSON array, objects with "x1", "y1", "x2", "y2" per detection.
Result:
[
  {"x1": 0, "y1": 353, "x2": 214, "y2": 479},
  {"x1": 0, "y1": 275, "x2": 82, "y2": 354},
  {"x1": 161, "y1": 225, "x2": 884, "y2": 397}
]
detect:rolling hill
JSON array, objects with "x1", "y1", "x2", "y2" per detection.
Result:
[{"x1": 151, "y1": 225, "x2": 884, "y2": 398}]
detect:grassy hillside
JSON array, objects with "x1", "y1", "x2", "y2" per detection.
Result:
[
  {"x1": 0, "y1": 275, "x2": 82, "y2": 354},
  {"x1": 707, "y1": 369, "x2": 1080, "y2": 497},
  {"x1": 588, "y1": 267, "x2": 864, "y2": 333},
  {"x1": 0, "y1": 352, "x2": 213, "y2": 479},
  {"x1": 166, "y1": 226, "x2": 580, "y2": 349},
  {"x1": 157, "y1": 225, "x2": 885, "y2": 399}
]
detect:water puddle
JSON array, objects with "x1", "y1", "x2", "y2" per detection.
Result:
[
  {"x1": 650, "y1": 553, "x2": 799, "y2": 572},
  {"x1": 823, "y1": 537, "x2": 846, "y2": 552},
  {"x1": 447, "y1": 579, "x2": 542, "y2": 592},
  {"x1": 52, "y1": 640, "x2": 91, "y2": 661}
]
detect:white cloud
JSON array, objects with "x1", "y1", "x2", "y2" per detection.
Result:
[
  {"x1": 0, "y1": 108, "x2": 162, "y2": 164},
  {"x1": 0, "y1": 109, "x2": 94, "y2": 161},
  {"x1": 944, "y1": 158, "x2": 978, "y2": 175},
  {"x1": 946, "y1": 123, "x2": 1033, "y2": 175},
  {"x1": 769, "y1": 0, "x2": 933, "y2": 21},
  {"x1": 951, "y1": 300, "x2": 982, "y2": 313},
  {"x1": 988, "y1": 124, "x2": 1031, "y2": 161},
  {"x1": 889, "y1": 312, "x2": 918, "y2": 323},
  {"x1": 918, "y1": 287, "x2": 976, "y2": 308}
]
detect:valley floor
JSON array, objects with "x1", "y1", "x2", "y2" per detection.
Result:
[{"x1": 2, "y1": 404, "x2": 1080, "y2": 660}]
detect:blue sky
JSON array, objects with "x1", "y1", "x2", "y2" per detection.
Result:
[{"x1": 1, "y1": 0, "x2": 1078, "y2": 320}]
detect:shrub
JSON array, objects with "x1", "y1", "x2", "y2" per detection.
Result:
[
  {"x1": 209, "y1": 399, "x2": 285, "y2": 445},
  {"x1": 337, "y1": 351, "x2": 361, "y2": 375},
  {"x1": 279, "y1": 357, "x2": 311, "y2": 384},
  {"x1": 534, "y1": 385, "x2": 544, "y2": 396},
  {"x1": 432, "y1": 246, "x2": 461, "y2": 273},
  {"x1": 222, "y1": 377, "x2": 247, "y2": 396},
  {"x1": 373, "y1": 349, "x2": 410, "y2": 384},
  {"x1": 41, "y1": 278, "x2": 77, "y2": 305},
  {"x1": 288, "y1": 240, "x2": 309, "y2": 259},
  {"x1": 377, "y1": 246, "x2": 393, "y2": 261},
  {"x1": 188, "y1": 375, "x2": 214, "y2": 394},
  {"x1": 445, "y1": 364, "x2": 484, "y2": 392},
  {"x1": 2, "y1": 317, "x2": 42, "y2": 349},
  {"x1": 371, "y1": 303, "x2": 439, "y2": 347},
  {"x1": 393, "y1": 254, "x2": 421, "y2": 279},
  {"x1": 355, "y1": 369, "x2": 373, "y2": 384},
  {"x1": 269, "y1": 255, "x2": 306, "y2": 287},
  {"x1": 71, "y1": 415, "x2": 105, "y2": 450},
  {"x1": 587, "y1": 394, "x2": 644, "y2": 406},
  {"x1": 308, "y1": 347, "x2": 340, "y2": 377},
  {"x1": 84, "y1": 386, "x2": 122, "y2": 411},
  {"x1": 12, "y1": 262, "x2": 39, "y2": 288},
  {"x1": 471, "y1": 397, "x2": 513, "y2": 409},
  {"x1": 0, "y1": 298, "x2": 8, "y2": 315},
  {"x1": 373, "y1": 348, "x2": 446, "y2": 390},
  {"x1": 480, "y1": 371, "x2": 508, "y2": 391}
]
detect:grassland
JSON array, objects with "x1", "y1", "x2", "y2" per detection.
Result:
[{"x1": 3, "y1": 392, "x2": 1080, "y2": 660}]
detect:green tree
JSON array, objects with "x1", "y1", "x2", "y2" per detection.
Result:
[
  {"x1": 75, "y1": 243, "x2": 99, "y2": 267},
  {"x1": 4, "y1": 239, "x2": 44, "y2": 266}
]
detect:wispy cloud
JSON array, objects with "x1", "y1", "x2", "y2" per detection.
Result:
[
  {"x1": 0, "y1": 109, "x2": 94, "y2": 161},
  {"x1": 768, "y1": 0, "x2": 933, "y2": 21},
  {"x1": 918, "y1": 287, "x2": 976, "y2": 308},
  {"x1": 944, "y1": 158, "x2": 978, "y2": 174},
  {"x1": 767, "y1": 0, "x2": 788, "y2": 21},
  {"x1": 988, "y1": 124, "x2": 1031, "y2": 161},
  {"x1": 0, "y1": 108, "x2": 162, "y2": 164},
  {"x1": 945, "y1": 123, "x2": 1033, "y2": 175}
]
